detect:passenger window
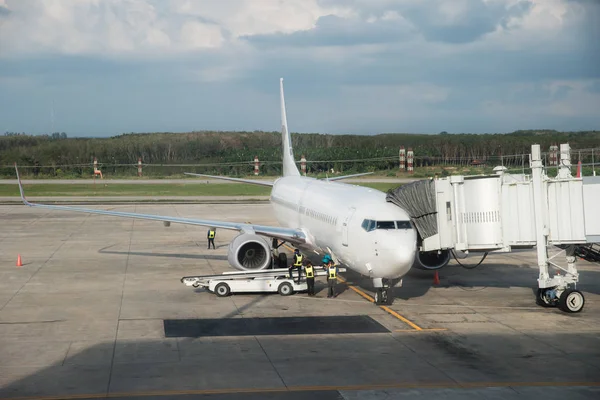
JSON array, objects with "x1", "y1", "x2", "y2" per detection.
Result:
[{"x1": 395, "y1": 221, "x2": 412, "y2": 229}]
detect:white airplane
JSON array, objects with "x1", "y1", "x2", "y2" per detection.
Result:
[{"x1": 14, "y1": 78, "x2": 450, "y2": 305}]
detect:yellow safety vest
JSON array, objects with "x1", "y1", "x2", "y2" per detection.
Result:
[
  {"x1": 328, "y1": 266, "x2": 337, "y2": 279},
  {"x1": 305, "y1": 265, "x2": 314, "y2": 278},
  {"x1": 293, "y1": 254, "x2": 303, "y2": 267},
  {"x1": 208, "y1": 230, "x2": 215, "y2": 239}
]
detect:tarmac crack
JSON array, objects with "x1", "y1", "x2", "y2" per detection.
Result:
[
  {"x1": 0, "y1": 211, "x2": 93, "y2": 312},
  {"x1": 106, "y1": 205, "x2": 136, "y2": 397},
  {"x1": 0, "y1": 320, "x2": 67, "y2": 324},
  {"x1": 389, "y1": 332, "x2": 462, "y2": 388},
  {"x1": 0, "y1": 209, "x2": 54, "y2": 244},
  {"x1": 254, "y1": 336, "x2": 289, "y2": 390}
]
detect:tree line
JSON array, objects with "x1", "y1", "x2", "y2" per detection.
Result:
[{"x1": 1, "y1": 129, "x2": 598, "y2": 177}]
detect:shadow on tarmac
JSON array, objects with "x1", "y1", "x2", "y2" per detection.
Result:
[{"x1": 1, "y1": 331, "x2": 599, "y2": 399}]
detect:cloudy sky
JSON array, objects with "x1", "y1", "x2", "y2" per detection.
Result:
[{"x1": 0, "y1": 0, "x2": 598, "y2": 137}]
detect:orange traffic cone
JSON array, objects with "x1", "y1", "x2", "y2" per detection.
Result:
[
  {"x1": 433, "y1": 271, "x2": 440, "y2": 285},
  {"x1": 576, "y1": 160, "x2": 582, "y2": 178},
  {"x1": 16, "y1": 254, "x2": 22, "y2": 267}
]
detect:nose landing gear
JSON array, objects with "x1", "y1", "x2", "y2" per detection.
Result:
[{"x1": 373, "y1": 278, "x2": 393, "y2": 305}]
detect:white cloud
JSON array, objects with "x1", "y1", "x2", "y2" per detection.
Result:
[
  {"x1": 0, "y1": 0, "x2": 353, "y2": 58},
  {"x1": 0, "y1": 0, "x2": 597, "y2": 134},
  {"x1": 173, "y1": 0, "x2": 354, "y2": 37},
  {"x1": 179, "y1": 20, "x2": 223, "y2": 49}
]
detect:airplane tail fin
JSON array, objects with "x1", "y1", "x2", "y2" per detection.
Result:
[{"x1": 280, "y1": 78, "x2": 300, "y2": 177}]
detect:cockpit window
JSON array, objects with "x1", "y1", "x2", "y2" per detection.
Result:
[
  {"x1": 361, "y1": 219, "x2": 412, "y2": 232},
  {"x1": 395, "y1": 220, "x2": 412, "y2": 229},
  {"x1": 361, "y1": 219, "x2": 374, "y2": 232},
  {"x1": 376, "y1": 221, "x2": 396, "y2": 230},
  {"x1": 361, "y1": 219, "x2": 370, "y2": 231}
]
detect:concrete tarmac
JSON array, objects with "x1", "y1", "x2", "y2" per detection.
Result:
[{"x1": 0, "y1": 203, "x2": 599, "y2": 399}]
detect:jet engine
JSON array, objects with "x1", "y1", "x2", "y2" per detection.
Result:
[
  {"x1": 227, "y1": 233, "x2": 272, "y2": 271},
  {"x1": 412, "y1": 249, "x2": 451, "y2": 270}
]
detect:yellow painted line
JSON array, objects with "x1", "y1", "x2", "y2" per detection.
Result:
[
  {"x1": 380, "y1": 305, "x2": 423, "y2": 331},
  {"x1": 281, "y1": 244, "x2": 428, "y2": 331},
  {"x1": 4, "y1": 381, "x2": 600, "y2": 400},
  {"x1": 337, "y1": 275, "x2": 425, "y2": 331},
  {"x1": 394, "y1": 328, "x2": 448, "y2": 332},
  {"x1": 337, "y1": 275, "x2": 374, "y2": 303}
]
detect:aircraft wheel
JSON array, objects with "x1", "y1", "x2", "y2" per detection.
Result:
[
  {"x1": 278, "y1": 282, "x2": 294, "y2": 296},
  {"x1": 215, "y1": 282, "x2": 231, "y2": 297},
  {"x1": 374, "y1": 289, "x2": 382, "y2": 305},
  {"x1": 382, "y1": 289, "x2": 391, "y2": 305},
  {"x1": 558, "y1": 289, "x2": 585, "y2": 313},
  {"x1": 278, "y1": 253, "x2": 287, "y2": 268},
  {"x1": 536, "y1": 288, "x2": 554, "y2": 307}
]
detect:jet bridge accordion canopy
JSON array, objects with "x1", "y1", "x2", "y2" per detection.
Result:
[
  {"x1": 386, "y1": 164, "x2": 600, "y2": 254},
  {"x1": 386, "y1": 179, "x2": 438, "y2": 240}
]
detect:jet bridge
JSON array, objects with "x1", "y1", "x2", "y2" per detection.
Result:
[{"x1": 387, "y1": 144, "x2": 600, "y2": 313}]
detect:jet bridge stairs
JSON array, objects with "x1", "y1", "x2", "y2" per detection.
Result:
[{"x1": 387, "y1": 144, "x2": 600, "y2": 313}]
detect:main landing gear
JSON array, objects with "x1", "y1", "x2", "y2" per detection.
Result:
[{"x1": 373, "y1": 278, "x2": 393, "y2": 305}]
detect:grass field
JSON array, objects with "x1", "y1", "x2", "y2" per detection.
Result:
[{"x1": 0, "y1": 182, "x2": 402, "y2": 197}]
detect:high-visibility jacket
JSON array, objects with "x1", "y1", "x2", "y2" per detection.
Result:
[
  {"x1": 305, "y1": 265, "x2": 314, "y2": 278},
  {"x1": 293, "y1": 254, "x2": 303, "y2": 267},
  {"x1": 328, "y1": 265, "x2": 337, "y2": 279},
  {"x1": 208, "y1": 230, "x2": 215, "y2": 239}
]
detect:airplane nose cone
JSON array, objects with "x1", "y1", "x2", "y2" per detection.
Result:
[{"x1": 375, "y1": 232, "x2": 417, "y2": 279}]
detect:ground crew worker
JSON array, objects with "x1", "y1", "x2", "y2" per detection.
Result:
[
  {"x1": 326, "y1": 259, "x2": 338, "y2": 298},
  {"x1": 289, "y1": 249, "x2": 303, "y2": 283},
  {"x1": 305, "y1": 260, "x2": 315, "y2": 296},
  {"x1": 207, "y1": 227, "x2": 216, "y2": 249}
]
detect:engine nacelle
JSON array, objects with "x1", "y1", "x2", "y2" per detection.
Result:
[
  {"x1": 227, "y1": 233, "x2": 272, "y2": 271},
  {"x1": 412, "y1": 249, "x2": 451, "y2": 270}
]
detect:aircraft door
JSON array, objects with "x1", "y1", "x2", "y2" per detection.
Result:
[{"x1": 342, "y1": 207, "x2": 356, "y2": 247}]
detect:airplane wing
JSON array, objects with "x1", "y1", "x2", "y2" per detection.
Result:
[
  {"x1": 326, "y1": 172, "x2": 374, "y2": 181},
  {"x1": 14, "y1": 164, "x2": 305, "y2": 244},
  {"x1": 184, "y1": 171, "x2": 373, "y2": 184},
  {"x1": 183, "y1": 172, "x2": 274, "y2": 187}
]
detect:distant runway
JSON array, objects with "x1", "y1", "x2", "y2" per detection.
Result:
[{"x1": 0, "y1": 177, "x2": 417, "y2": 185}]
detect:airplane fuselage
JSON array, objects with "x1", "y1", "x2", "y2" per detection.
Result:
[{"x1": 270, "y1": 176, "x2": 417, "y2": 280}]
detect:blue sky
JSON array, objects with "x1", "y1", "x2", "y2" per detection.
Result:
[{"x1": 0, "y1": 0, "x2": 598, "y2": 137}]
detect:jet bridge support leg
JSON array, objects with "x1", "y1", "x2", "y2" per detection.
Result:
[
  {"x1": 531, "y1": 144, "x2": 585, "y2": 313},
  {"x1": 536, "y1": 245, "x2": 584, "y2": 313}
]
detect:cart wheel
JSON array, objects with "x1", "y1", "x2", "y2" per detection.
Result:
[
  {"x1": 278, "y1": 282, "x2": 293, "y2": 296},
  {"x1": 215, "y1": 282, "x2": 231, "y2": 297}
]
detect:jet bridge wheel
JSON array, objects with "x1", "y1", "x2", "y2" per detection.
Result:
[{"x1": 558, "y1": 289, "x2": 585, "y2": 313}]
